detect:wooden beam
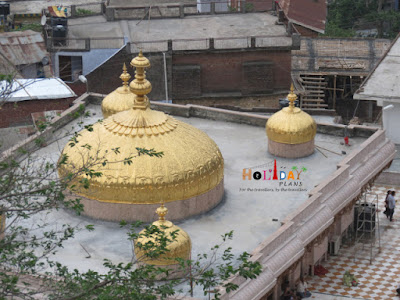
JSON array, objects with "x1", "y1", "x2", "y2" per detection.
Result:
[{"x1": 333, "y1": 75, "x2": 337, "y2": 110}]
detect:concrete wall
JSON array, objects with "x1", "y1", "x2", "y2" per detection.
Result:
[
  {"x1": 382, "y1": 100, "x2": 400, "y2": 144},
  {"x1": 87, "y1": 94, "x2": 378, "y2": 137},
  {"x1": 173, "y1": 94, "x2": 283, "y2": 109},
  {"x1": 147, "y1": 101, "x2": 378, "y2": 138}
]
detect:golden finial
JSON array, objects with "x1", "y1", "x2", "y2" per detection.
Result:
[
  {"x1": 120, "y1": 63, "x2": 131, "y2": 89},
  {"x1": 287, "y1": 83, "x2": 298, "y2": 110},
  {"x1": 156, "y1": 200, "x2": 168, "y2": 221},
  {"x1": 130, "y1": 51, "x2": 152, "y2": 109}
]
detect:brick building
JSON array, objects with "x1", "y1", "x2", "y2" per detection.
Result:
[
  {"x1": 0, "y1": 78, "x2": 76, "y2": 128},
  {"x1": 78, "y1": 13, "x2": 298, "y2": 107}
]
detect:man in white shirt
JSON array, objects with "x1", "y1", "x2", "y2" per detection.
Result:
[
  {"x1": 297, "y1": 277, "x2": 311, "y2": 298},
  {"x1": 388, "y1": 191, "x2": 396, "y2": 222}
]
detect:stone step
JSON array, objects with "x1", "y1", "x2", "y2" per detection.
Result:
[
  {"x1": 302, "y1": 103, "x2": 329, "y2": 108},
  {"x1": 302, "y1": 99, "x2": 326, "y2": 103},
  {"x1": 302, "y1": 81, "x2": 327, "y2": 85},
  {"x1": 300, "y1": 76, "x2": 325, "y2": 81}
]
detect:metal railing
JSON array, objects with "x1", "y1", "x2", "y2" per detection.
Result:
[
  {"x1": 130, "y1": 35, "x2": 294, "y2": 53},
  {"x1": 45, "y1": 27, "x2": 125, "y2": 51},
  {"x1": 106, "y1": 0, "x2": 273, "y2": 21}
]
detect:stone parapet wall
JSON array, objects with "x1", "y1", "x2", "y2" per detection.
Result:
[
  {"x1": 0, "y1": 93, "x2": 92, "y2": 163},
  {"x1": 147, "y1": 101, "x2": 379, "y2": 138}
]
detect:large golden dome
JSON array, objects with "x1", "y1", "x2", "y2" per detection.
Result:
[
  {"x1": 266, "y1": 85, "x2": 316, "y2": 144},
  {"x1": 101, "y1": 63, "x2": 135, "y2": 118},
  {"x1": 134, "y1": 202, "x2": 191, "y2": 266},
  {"x1": 58, "y1": 52, "x2": 224, "y2": 205}
]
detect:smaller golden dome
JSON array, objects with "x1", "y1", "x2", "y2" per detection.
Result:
[
  {"x1": 266, "y1": 84, "x2": 316, "y2": 144},
  {"x1": 101, "y1": 63, "x2": 135, "y2": 119},
  {"x1": 134, "y1": 202, "x2": 191, "y2": 266}
]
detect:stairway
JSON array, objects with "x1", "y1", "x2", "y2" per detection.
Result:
[{"x1": 299, "y1": 74, "x2": 328, "y2": 109}]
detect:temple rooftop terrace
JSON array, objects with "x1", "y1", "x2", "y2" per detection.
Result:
[{"x1": 11, "y1": 98, "x2": 380, "y2": 297}]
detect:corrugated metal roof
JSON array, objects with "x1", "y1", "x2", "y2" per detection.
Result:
[
  {"x1": 279, "y1": 0, "x2": 327, "y2": 33},
  {"x1": 0, "y1": 30, "x2": 48, "y2": 66},
  {"x1": 1, "y1": 78, "x2": 76, "y2": 102}
]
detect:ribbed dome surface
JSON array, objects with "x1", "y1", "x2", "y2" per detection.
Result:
[
  {"x1": 58, "y1": 109, "x2": 224, "y2": 204},
  {"x1": 101, "y1": 87, "x2": 135, "y2": 119},
  {"x1": 266, "y1": 107, "x2": 316, "y2": 144}
]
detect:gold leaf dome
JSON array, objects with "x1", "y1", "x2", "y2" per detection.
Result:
[
  {"x1": 266, "y1": 85, "x2": 316, "y2": 144},
  {"x1": 58, "y1": 52, "x2": 224, "y2": 205},
  {"x1": 101, "y1": 63, "x2": 135, "y2": 119},
  {"x1": 134, "y1": 203, "x2": 191, "y2": 266}
]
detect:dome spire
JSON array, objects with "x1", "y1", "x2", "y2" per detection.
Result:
[
  {"x1": 156, "y1": 200, "x2": 168, "y2": 221},
  {"x1": 130, "y1": 50, "x2": 152, "y2": 109},
  {"x1": 101, "y1": 63, "x2": 135, "y2": 118},
  {"x1": 287, "y1": 83, "x2": 297, "y2": 111},
  {"x1": 120, "y1": 63, "x2": 131, "y2": 90}
]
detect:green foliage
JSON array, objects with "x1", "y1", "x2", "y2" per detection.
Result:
[
  {"x1": 136, "y1": 147, "x2": 164, "y2": 158},
  {"x1": 11, "y1": 23, "x2": 43, "y2": 32},
  {"x1": 365, "y1": 9, "x2": 400, "y2": 38},
  {"x1": 76, "y1": 8, "x2": 95, "y2": 17},
  {"x1": 34, "y1": 137, "x2": 46, "y2": 147},
  {"x1": 70, "y1": 104, "x2": 86, "y2": 120},
  {"x1": 0, "y1": 113, "x2": 260, "y2": 299},
  {"x1": 43, "y1": 226, "x2": 261, "y2": 300},
  {"x1": 227, "y1": 5, "x2": 237, "y2": 12},
  {"x1": 0, "y1": 74, "x2": 13, "y2": 83},
  {"x1": 324, "y1": 0, "x2": 400, "y2": 38},
  {"x1": 245, "y1": 3, "x2": 254, "y2": 12},
  {"x1": 324, "y1": 22, "x2": 356, "y2": 38}
]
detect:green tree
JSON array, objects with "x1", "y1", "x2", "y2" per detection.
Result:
[{"x1": 324, "y1": 0, "x2": 400, "y2": 38}]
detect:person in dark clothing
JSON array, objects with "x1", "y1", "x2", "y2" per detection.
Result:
[
  {"x1": 384, "y1": 190, "x2": 391, "y2": 218},
  {"x1": 388, "y1": 191, "x2": 396, "y2": 222}
]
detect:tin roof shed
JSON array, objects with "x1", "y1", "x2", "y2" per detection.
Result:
[{"x1": 0, "y1": 30, "x2": 49, "y2": 66}]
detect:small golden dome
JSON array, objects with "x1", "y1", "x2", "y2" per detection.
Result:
[
  {"x1": 101, "y1": 63, "x2": 135, "y2": 119},
  {"x1": 58, "y1": 52, "x2": 224, "y2": 205},
  {"x1": 266, "y1": 84, "x2": 316, "y2": 144},
  {"x1": 134, "y1": 202, "x2": 191, "y2": 266}
]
